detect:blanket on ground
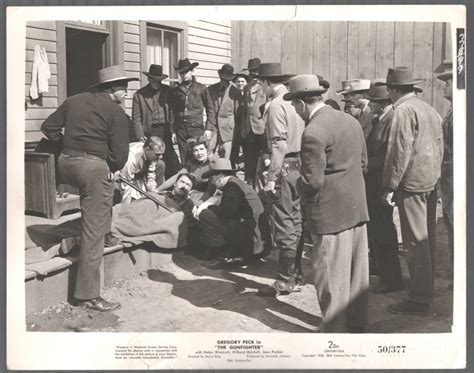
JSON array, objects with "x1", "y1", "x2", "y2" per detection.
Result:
[{"x1": 111, "y1": 194, "x2": 188, "y2": 249}]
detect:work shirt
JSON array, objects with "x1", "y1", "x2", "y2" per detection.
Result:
[
  {"x1": 151, "y1": 89, "x2": 167, "y2": 125},
  {"x1": 118, "y1": 142, "x2": 159, "y2": 203},
  {"x1": 264, "y1": 85, "x2": 305, "y2": 181},
  {"x1": 383, "y1": 93, "x2": 443, "y2": 192},
  {"x1": 41, "y1": 90, "x2": 129, "y2": 172},
  {"x1": 173, "y1": 77, "x2": 215, "y2": 131}
]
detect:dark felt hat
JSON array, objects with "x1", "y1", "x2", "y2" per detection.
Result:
[
  {"x1": 175, "y1": 58, "x2": 199, "y2": 73},
  {"x1": 243, "y1": 58, "x2": 261, "y2": 71},
  {"x1": 436, "y1": 59, "x2": 453, "y2": 81},
  {"x1": 257, "y1": 63, "x2": 295, "y2": 79},
  {"x1": 364, "y1": 79, "x2": 390, "y2": 101},
  {"x1": 376, "y1": 66, "x2": 425, "y2": 86},
  {"x1": 283, "y1": 74, "x2": 327, "y2": 101},
  {"x1": 90, "y1": 65, "x2": 139, "y2": 88},
  {"x1": 218, "y1": 64, "x2": 236, "y2": 81},
  {"x1": 143, "y1": 64, "x2": 169, "y2": 80}
]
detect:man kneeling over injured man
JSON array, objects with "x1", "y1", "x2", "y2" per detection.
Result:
[{"x1": 197, "y1": 158, "x2": 272, "y2": 269}]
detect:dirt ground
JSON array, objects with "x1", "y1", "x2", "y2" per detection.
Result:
[{"x1": 26, "y1": 203, "x2": 453, "y2": 333}]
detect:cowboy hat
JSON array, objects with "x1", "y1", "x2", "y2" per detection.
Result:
[
  {"x1": 143, "y1": 64, "x2": 169, "y2": 80},
  {"x1": 202, "y1": 158, "x2": 235, "y2": 178},
  {"x1": 283, "y1": 74, "x2": 327, "y2": 101},
  {"x1": 364, "y1": 79, "x2": 390, "y2": 101},
  {"x1": 218, "y1": 64, "x2": 236, "y2": 81},
  {"x1": 242, "y1": 58, "x2": 261, "y2": 71},
  {"x1": 336, "y1": 79, "x2": 371, "y2": 95},
  {"x1": 257, "y1": 63, "x2": 295, "y2": 80},
  {"x1": 436, "y1": 59, "x2": 453, "y2": 81},
  {"x1": 175, "y1": 58, "x2": 199, "y2": 73},
  {"x1": 186, "y1": 135, "x2": 209, "y2": 150},
  {"x1": 90, "y1": 65, "x2": 139, "y2": 88},
  {"x1": 376, "y1": 66, "x2": 425, "y2": 86}
]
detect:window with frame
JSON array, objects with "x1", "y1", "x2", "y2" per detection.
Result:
[{"x1": 146, "y1": 25, "x2": 180, "y2": 80}]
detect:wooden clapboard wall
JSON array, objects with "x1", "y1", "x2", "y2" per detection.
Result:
[
  {"x1": 231, "y1": 21, "x2": 452, "y2": 117},
  {"x1": 187, "y1": 20, "x2": 232, "y2": 86},
  {"x1": 25, "y1": 21, "x2": 59, "y2": 144},
  {"x1": 122, "y1": 20, "x2": 142, "y2": 117}
]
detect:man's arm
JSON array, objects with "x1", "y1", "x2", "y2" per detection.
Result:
[
  {"x1": 297, "y1": 133, "x2": 326, "y2": 199},
  {"x1": 208, "y1": 184, "x2": 240, "y2": 219},
  {"x1": 266, "y1": 103, "x2": 288, "y2": 182},
  {"x1": 132, "y1": 92, "x2": 146, "y2": 141},
  {"x1": 107, "y1": 109, "x2": 130, "y2": 172},
  {"x1": 203, "y1": 86, "x2": 216, "y2": 132},
  {"x1": 41, "y1": 101, "x2": 67, "y2": 143},
  {"x1": 382, "y1": 109, "x2": 414, "y2": 191}
]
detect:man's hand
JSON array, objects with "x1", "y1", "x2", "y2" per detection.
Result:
[
  {"x1": 263, "y1": 158, "x2": 271, "y2": 168},
  {"x1": 382, "y1": 191, "x2": 396, "y2": 207},
  {"x1": 171, "y1": 133, "x2": 177, "y2": 144},
  {"x1": 139, "y1": 136, "x2": 147, "y2": 143},
  {"x1": 204, "y1": 130, "x2": 213, "y2": 140},
  {"x1": 264, "y1": 180, "x2": 276, "y2": 193}
]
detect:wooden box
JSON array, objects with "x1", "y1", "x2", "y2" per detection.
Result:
[{"x1": 25, "y1": 151, "x2": 80, "y2": 219}]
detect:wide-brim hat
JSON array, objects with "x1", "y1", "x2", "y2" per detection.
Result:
[
  {"x1": 436, "y1": 59, "x2": 453, "y2": 82},
  {"x1": 336, "y1": 79, "x2": 371, "y2": 95},
  {"x1": 376, "y1": 66, "x2": 425, "y2": 86},
  {"x1": 90, "y1": 65, "x2": 139, "y2": 88},
  {"x1": 414, "y1": 85, "x2": 424, "y2": 93},
  {"x1": 202, "y1": 158, "x2": 236, "y2": 178},
  {"x1": 283, "y1": 74, "x2": 327, "y2": 101},
  {"x1": 175, "y1": 58, "x2": 199, "y2": 73},
  {"x1": 243, "y1": 58, "x2": 261, "y2": 71},
  {"x1": 218, "y1": 64, "x2": 236, "y2": 81},
  {"x1": 257, "y1": 63, "x2": 295, "y2": 79},
  {"x1": 187, "y1": 135, "x2": 209, "y2": 150},
  {"x1": 143, "y1": 64, "x2": 169, "y2": 80},
  {"x1": 364, "y1": 79, "x2": 390, "y2": 101}
]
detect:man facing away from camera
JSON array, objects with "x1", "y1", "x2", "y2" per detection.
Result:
[
  {"x1": 285, "y1": 74, "x2": 370, "y2": 333},
  {"x1": 41, "y1": 65, "x2": 137, "y2": 312}
]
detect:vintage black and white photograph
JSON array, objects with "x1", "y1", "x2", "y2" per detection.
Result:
[{"x1": 7, "y1": 4, "x2": 466, "y2": 370}]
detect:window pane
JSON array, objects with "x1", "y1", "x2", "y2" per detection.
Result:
[
  {"x1": 146, "y1": 28, "x2": 162, "y2": 66},
  {"x1": 146, "y1": 25, "x2": 180, "y2": 79}
]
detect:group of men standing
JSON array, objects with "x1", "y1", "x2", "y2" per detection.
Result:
[{"x1": 41, "y1": 53, "x2": 454, "y2": 334}]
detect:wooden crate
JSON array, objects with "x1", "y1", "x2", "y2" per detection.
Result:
[{"x1": 25, "y1": 151, "x2": 80, "y2": 219}]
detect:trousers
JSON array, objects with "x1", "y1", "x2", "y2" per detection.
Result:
[
  {"x1": 367, "y1": 198, "x2": 403, "y2": 288},
  {"x1": 241, "y1": 133, "x2": 267, "y2": 185},
  {"x1": 270, "y1": 160, "x2": 302, "y2": 279},
  {"x1": 311, "y1": 224, "x2": 369, "y2": 333},
  {"x1": 149, "y1": 124, "x2": 180, "y2": 178},
  {"x1": 395, "y1": 189, "x2": 438, "y2": 304},
  {"x1": 175, "y1": 124, "x2": 204, "y2": 166},
  {"x1": 58, "y1": 153, "x2": 114, "y2": 300}
]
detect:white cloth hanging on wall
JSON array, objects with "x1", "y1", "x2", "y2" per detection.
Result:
[{"x1": 29, "y1": 44, "x2": 51, "y2": 100}]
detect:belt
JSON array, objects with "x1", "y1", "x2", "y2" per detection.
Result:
[
  {"x1": 62, "y1": 148, "x2": 105, "y2": 161},
  {"x1": 285, "y1": 152, "x2": 300, "y2": 159}
]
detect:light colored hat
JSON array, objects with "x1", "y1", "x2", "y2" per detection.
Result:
[
  {"x1": 282, "y1": 74, "x2": 327, "y2": 101},
  {"x1": 202, "y1": 158, "x2": 235, "y2": 178},
  {"x1": 336, "y1": 79, "x2": 371, "y2": 95},
  {"x1": 90, "y1": 65, "x2": 139, "y2": 88},
  {"x1": 436, "y1": 59, "x2": 453, "y2": 81}
]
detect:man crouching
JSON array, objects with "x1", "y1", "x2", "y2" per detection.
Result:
[{"x1": 198, "y1": 158, "x2": 272, "y2": 268}]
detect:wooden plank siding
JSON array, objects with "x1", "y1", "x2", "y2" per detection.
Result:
[
  {"x1": 25, "y1": 21, "x2": 59, "y2": 140},
  {"x1": 187, "y1": 20, "x2": 232, "y2": 86},
  {"x1": 232, "y1": 21, "x2": 452, "y2": 116}
]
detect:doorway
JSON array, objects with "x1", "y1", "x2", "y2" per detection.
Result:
[{"x1": 66, "y1": 28, "x2": 107, "y2": 96}]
